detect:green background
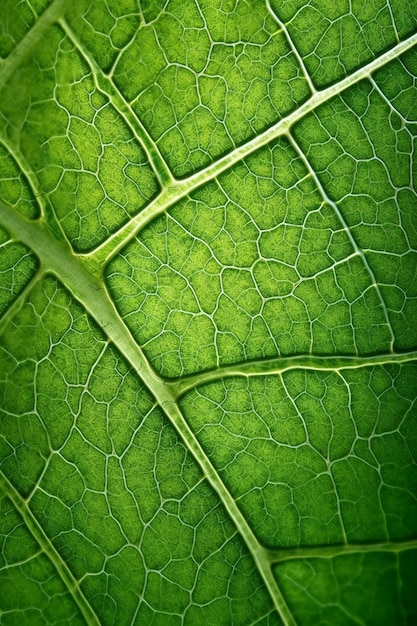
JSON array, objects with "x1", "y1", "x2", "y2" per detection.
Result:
[{"x1": 0, "y1": 1, "x2": 416, "y2": 624}]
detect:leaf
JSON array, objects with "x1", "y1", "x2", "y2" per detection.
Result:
[{"x1": 0, "y1": 1, "x2": 416, "y2": 624}]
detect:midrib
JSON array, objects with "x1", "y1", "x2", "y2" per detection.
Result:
[
  {"x1": 1, "y1": 205, "x2": 415, "y2": 400},
  {"x1": 0, "y1": 7, "x2": 416, "y2": 626},
  {"x1": 0, "y1": 203, "x2": 297, "y2": 626},
  {"x1": 1, "y1": 202, "x2": 416, "y2": 625}
]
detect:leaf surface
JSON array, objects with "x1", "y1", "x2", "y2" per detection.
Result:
[{"x1": 0, "y1": 1, "x2": 416, "y2": 625}]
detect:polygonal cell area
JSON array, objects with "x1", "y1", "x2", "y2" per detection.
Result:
[
  {"x1": 0, "y1": 144, "x2": 39, "y2": 219},
  {"x1": 113, "y1": 0, "x2": 311, "y2": 177},
  {"x1": 0, "y1": 497, "x2": 86, "y2": 625},
  {"x1": 0, "y1": 0, "x2": 52, "y2": 58},
  {"x1": 0, "y1": 25, "x2": 159, "y2": 251},
  {"x1": 269, "y1": 0, "x2": 417, "y2": 87},
  {"x1": 65, "y1": 0, "x2": 141, "y2": 71},
  {"x1": 0, "y1": 226, "x2": 38, "y2": 318},
  {"x1": 0, "y1": 275, "x2": 280, "y2": 626},
  {"x1": 275, "y1": 550, "x2": 417, "y2": 626},
  {"x1": 294, "y1": 67, "x2": 417, "y2": 350},
  {"x1": 180, "y1": 364, "x2": 417, "y2": 548},
  {"x1": 106, "y1": 138, "x2": 393, "y2": 378}
]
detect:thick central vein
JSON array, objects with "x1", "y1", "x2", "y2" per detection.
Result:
[
  {"x1": 0, "y1": 8, "x2": 416, "y2": 624},
  {"x1": 0, "y1": 204, "x2": 297, "y2": 625}
]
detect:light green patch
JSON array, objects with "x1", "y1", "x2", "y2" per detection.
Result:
[
  {"x1": 181, "y1": 365, "x2": 417, "y2": 547},
  {"x1": 114, "y1": 1, "x2": 310, "y2": 176},
  {"x1": 0, "y1": 2, "x2": 416, "y2": 625},
  {"x1": 270, "y1": 0, "x2": 411, "y2": 87},
  {"x1": 0, "y1": 26, "x2": 159, "y2": 251}
]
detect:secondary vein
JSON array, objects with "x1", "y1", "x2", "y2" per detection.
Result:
[{"x1": 0, "y1": 471, "x2": 102, "y2": 626}]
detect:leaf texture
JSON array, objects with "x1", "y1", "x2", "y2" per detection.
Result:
[{"x1": 0, "y1": 1, "x2": 416, "y2": 625}]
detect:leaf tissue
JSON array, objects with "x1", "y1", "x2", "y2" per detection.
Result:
[{"x1": 0, "y1": 1, "x2": 416, "y2": 624}]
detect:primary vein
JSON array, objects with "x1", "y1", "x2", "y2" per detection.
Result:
[{"x1": 0, "y1": 202, "x2": 297, "y2": 623}]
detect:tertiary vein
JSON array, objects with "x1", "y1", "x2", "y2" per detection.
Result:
[
  {"x1": 1, "y1": 201, "x2": 415, "y2": 623},
  {"x1": 0, "y1": 0, "x2": 69, "y2": 88},
  {"x1": 1, "y1": 4, "x2": 416, "y2": 622}
]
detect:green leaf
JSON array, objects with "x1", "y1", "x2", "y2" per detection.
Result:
[{"x1": 0, "y1": 1, "x2": 416, "y2": 625}]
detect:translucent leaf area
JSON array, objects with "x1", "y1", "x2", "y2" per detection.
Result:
[{"x1": 0, "y1": 1, "x2": 416, "y2": 625}]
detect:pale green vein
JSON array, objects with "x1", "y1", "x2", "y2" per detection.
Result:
[
  {"x1": 161, "y1": 400, "x2": 297, "y2": 626},
  {"x1": 165, "y1": 351, "x2": 417, "y2": 398},
  {"x1": 265, "y1": 0, "x2": 316, "y2": 94},
  {"x1": 0, "y1": 201, "x2": 170, "y2": 403},
  {"x1": 0, "y1": 200, "x2": 297, "y2": 626},
  {"x1": 0, "y1": 138, "x2": 47, "y2": 219},
  {"x1": 0, "y1": 471, "x2": 101, "y2": 626},
  {"x1": 3, "y1": 203, "x2": 414, "y2": 399},
  {"x1": 0, "y1": 0, "x2": 69, "y2": 88},
  {"x1": 287, "y1": 133, "x2": 396, "y2": 350},
  {"x1": 0, "y1": 137, "x2": 73, "y2": 248},
  {"x1": 266, "y1": 538, "x2": 417, "y2": 563},
  {"x1": 0, "y1": 266, "x2": 44, "y2": 337},
  {"x1": 58, "y1": 17, "x2": 173, "y2": 189},
  {"x1": 89, "y1": 31, "x2": 417, "y2": 266}
]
